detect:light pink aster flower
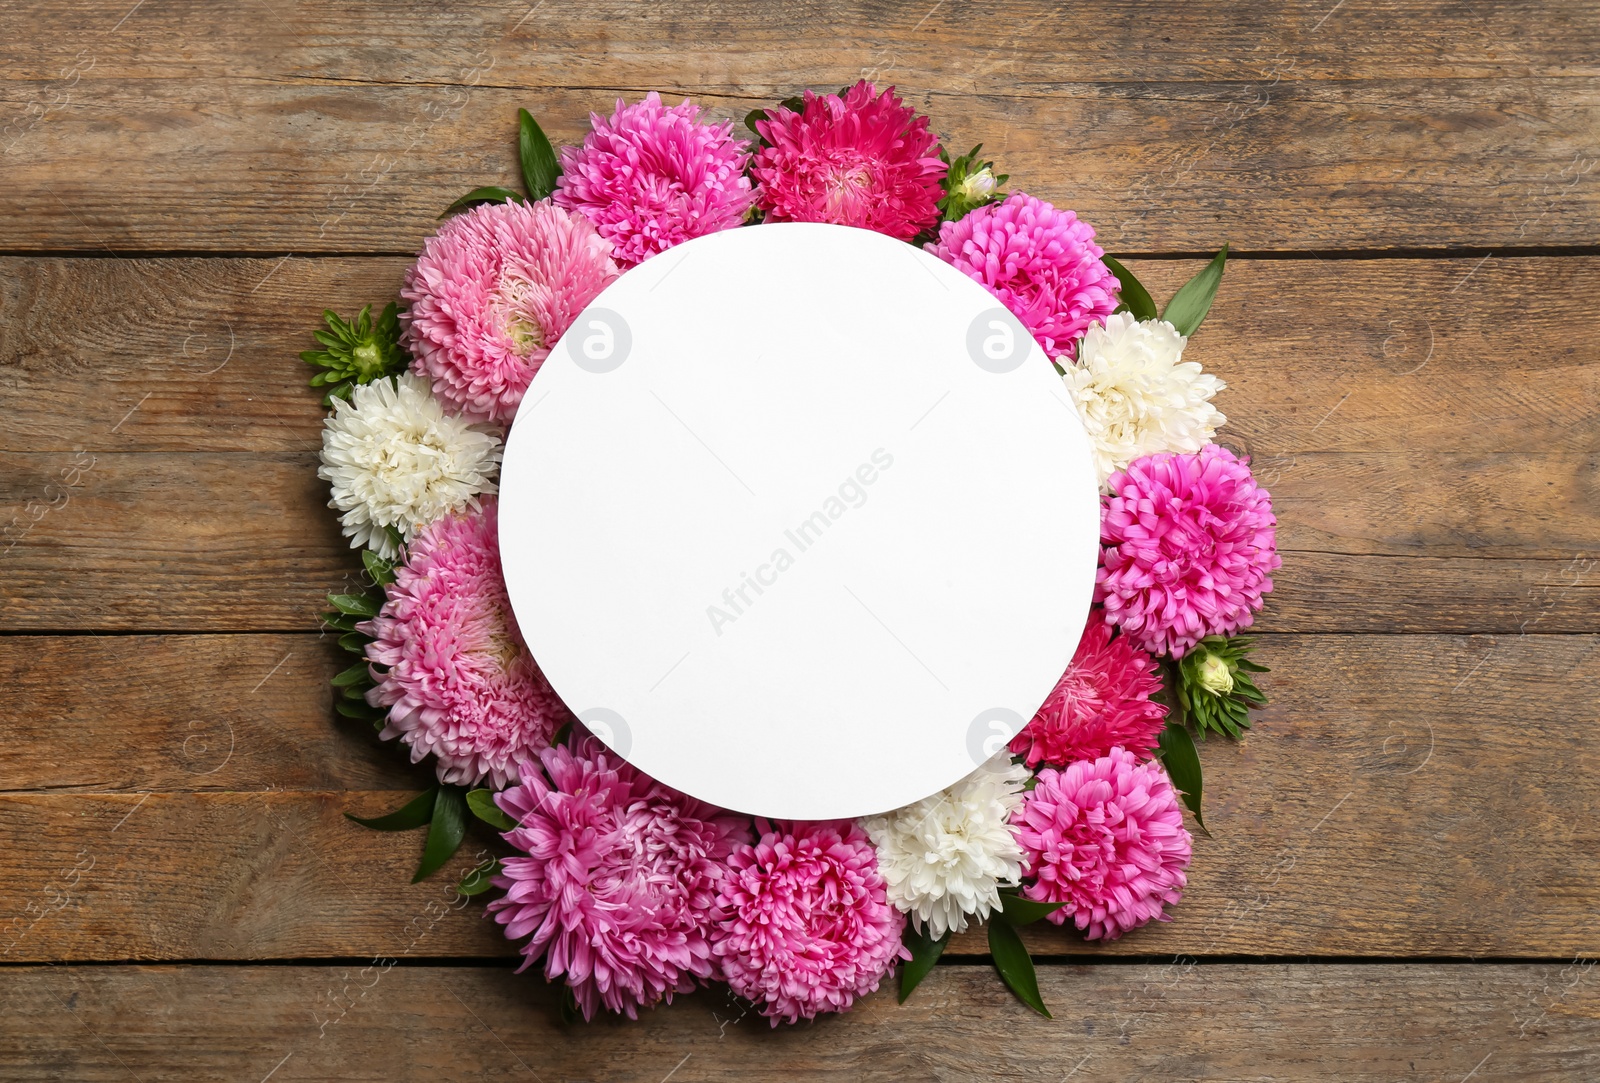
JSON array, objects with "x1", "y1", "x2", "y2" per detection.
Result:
[
  {"x1": 362, "y1": 499, "x2": 570, "y2": 787},
  {"x1": 1098, "y1": 444, "x2": 1281, "y2": 657},
  {"x1": 752, "y1": 80, "x2": 946, "y2": 241},
  {"x1": 712, "y1": 818, "x2": 909, "y2": 1025},
  {"x1": 925, "y1": 191, "x2": 1119, "y2": 361},
  {"x1": 487, "y1": 742, "x2": 749, "y2": 1020},
  {"x1": 555, "y1": 93, "x2": 757, "y2": 266},
  {"x1": 401, "y1": 199, "x2": 619, "y2": 423},
  {"x1": 1012, "y1": 747, "x2": 1193, "y2": 940},
  {"x1": 1009, "y1": 617, "x2": 1168, "y2": 767}
]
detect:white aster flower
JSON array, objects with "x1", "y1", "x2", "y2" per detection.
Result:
[
  {"x1": 862, "y1": 753, "x2": 1031, "y2": 939},
  {"x1": 1065, "y1": 311, "x2": 1226, "y2": 487},
  {"x1": 318, "y1": 372, "x2": 502, "y2": 559}
]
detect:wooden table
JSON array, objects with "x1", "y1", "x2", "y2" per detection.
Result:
[{"x1": 2, "y1": 2, "x2": 1597, "y2": 1078}]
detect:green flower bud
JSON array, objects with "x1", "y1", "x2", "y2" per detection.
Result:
[{"x1": 1196, "y1": 652, "x2": 1234, "y2": 695}]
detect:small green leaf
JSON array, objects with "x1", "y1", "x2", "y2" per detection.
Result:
[
  {"x1": 338, "y1": 630, "x2": 370, "y2": 655},
  {"x1": 361, "y1": 550, "x2": 396, "y2": 587},
  {"x1": 1162, "y1": 244, "x2": 1228, "y2": 337},
  {"x1": 321, "y1": 610, "x2": 361, "y2": 632},
  {"x1": 518, "y1": 109, "x2": 560, "y2": 201},
  {"x1": 413, "y1": 786, "x2": 469, "y2": 882},
  {"x1": 330, "y1": 661, "x2": 369, "y2": 688},
  {"x1": 1157, "y1": 718, "x2": 1207, "y2": 834},
  {"x1": 997, "y1": 890, "x2": 1069, "y2": 927},
  {"x1": 987, "y1": 919, "x2": 1050, "y2": 1017},
  {"x1": 327, "y1": 592, "x2": 379, "y2": 617},
  {"x1": 743, "y1": 108, "x2": 767, "y2": 137},
  {"x1": 465, "y1": 788, "x2": 518, "y2": 831},
  {"x1": 440, "y1": 185, "x2": 524, "y2": 218},
  {"x1": 1102, "y1": 255, "x2": 1158, "y2": 322},
  {"x1": 346, "y1": 787, "x2": 437, "y2": 831},
  {"x1": 334, "y1": 698, "x2": 381, "y2": 721},
  {"x1": 898, "y1": 923, "x2": 951, "y2": 1003},
  {"x1": 558, "y1": 985, "x2": 582, "y2": 1025},
  {"x1": 456, "y1": 858, "x2": 504, "y2": 896}
]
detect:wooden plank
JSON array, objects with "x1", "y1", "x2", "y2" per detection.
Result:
[
  {"x1": 7, "y1": 0, "x2": 1600, "y2": 85},
  {"x1": 3, "y1": 77, "x2": 1596, "y2": 251},
  {"x1": 4, "y1": 446, "x2": 1595, "y2": 633},
  {"x1": 7, "y1": 255, "x2": 1598, "y2": 457},
  {"x1": 0, "y1": 634, "x2": 419, "y2": 793},
  {"x1": 2, "y1": 962, "x2": 1596, "y2": 1081},
  {"x1": 3, "y1": 254, "x2": 1596, "y2": 632},
  {"x1": 1, "y1": 634, "x2": 1595, "y2": 961}
]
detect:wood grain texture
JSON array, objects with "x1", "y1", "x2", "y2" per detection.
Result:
[
  {"x1": 2, "y1": 634, "x2": 1595, "y2": 961},
  {"x1": 7, "y1": 255, "x2": 1599, "y2": 456},
  {"x1": 2, "y1": 962, "x2": 1596, "y2": 1082},
  {"x1": 1, "y1": 0, "x2": 1596, "y2": 253},
  {"x1": 3, "y1": 254, "x2": 1597, "y2": 632},
  {"x1": 4, "y1": 453, "x2": 1595, "y2": 633}
]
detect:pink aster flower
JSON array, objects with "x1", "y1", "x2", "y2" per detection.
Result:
[
  {"x1": 1098, "y1": 444, "x2": 1281, "y2": 657},
  {"x1": 487, "y1": 742, "x2": 749, "y2": 1020},
  {"x1": 362, "y1": 498, "x2": 570, "y2": 787},
  {"x1": 401, "y1": 199, "x2": 619, "y2": 423},
  {"x1": 712, "y1": 818, "x2": 908, "y2": 1025},
  {"x1": 925, "y1": 191, "x2": 1119, "y2": 361},
  {"x1": 555, "y1": 93, "x2": 757, "y2": 266},
  {"x1": 1012, "y1": 747, "x2": 1193, "y2": 940},
  {"x1": 1009, "y1": 617, "x2": 1168, "y2": 767},
  {"x1": 751, "y1": 80, "x2": 946, "y2": 241}
]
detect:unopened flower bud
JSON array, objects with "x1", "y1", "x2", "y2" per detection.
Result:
[{"x1": 1196, "y1": 653, "x2": 1234, "y2": 695}]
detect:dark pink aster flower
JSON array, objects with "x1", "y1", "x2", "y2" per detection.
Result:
[
  {"x1": 487, "y1": 742, "x2": 749, "y2": 1020},
  {"x1": 1009, "y1": 617, "x2": 1167, "y2": 767},
  {"x1": 1098, "y1": 444, "x2": 1281, "y2": 658},
  {"x1": 752, "y1": 81, "x2": 946, "y2": 241},
  {"x1": 925, "y1": 191, "x2": 1119, "y2": 361},
  {"x1": 1012, "y1": 747, "x2": 1193, "y2": 940},
  {"x1": 555, "y1": 93, "x2": 757, "y2": 266},
  {"x1": 712, "y1": 818, "x2": 908, "y2": 1025}
]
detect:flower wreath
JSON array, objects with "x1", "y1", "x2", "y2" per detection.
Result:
[{"x1": 308, "y1": 82, "x2": 1281, "y2": 1025}]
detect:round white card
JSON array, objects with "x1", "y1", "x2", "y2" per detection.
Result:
[{"x1": 499, "y1": 222, "x2": 1100, "y2": 819}]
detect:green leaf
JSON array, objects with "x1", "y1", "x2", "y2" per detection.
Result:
[
  {"x1": 465, "y1": 788, "x2": 518, "y2": 831},
  {"x1": 558, "y1": 985, "x2": 582, "y2": 1025},
  {"x1": 338, "y1": 630, "x2": 370, "y2": 655},
  {"x1": 456, "y1": 858, "x2": 504, "y2": 896},
  {"x1": 1157, "y1": 719, "x2": 1207, "y2": 834},
  {"x1": 330, "y1": 661, "x2": 369, "y2": 688},
  {"x1": 412, "y1": 786, "x2": 468, "y2": 882},
  {"x1": 743, "y1": 107, "x2": 767, "y2": 138},
  {"x1": 346, "y1": 787, "x2": 437, "y2": 831},
  {"x1": 327, "y1": 592, "x2": 379, "y2": 617},
  {"x1": 997, "y1": 890, "x2": 1069, "y2": 927},
  {"x1": 1162, "y1": 244, "x2": 1228, "y2": 337},
  {"x1": 518, "y1": 109, "x2": 560, "y2": 201},
  {"x1": 1102, "y1": 255, "x2": 1158, "y2": 322},
  {"x1": 440, "y1": 185, "x2": 523, "y2": 218},
  {"x1": 361, "y1": 550, "x2": 396, "y2": 587},
  {"x1": 987, "y1": 919, "x2": 1050, "y2": 1017},
  {"x1": 334, "y1": 698, "x2": 381, "y2": 721},
  {"x1": 321, "y1": 610, "x2": 361, "y2": 632},
  {"x1": 898, "y1": 923, "x2": 951, "y2": 1003}
]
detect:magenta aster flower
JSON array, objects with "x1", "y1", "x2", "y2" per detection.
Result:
[
  {"x1": 925, "y1": 191, "x2": 1119, "y2": 361},
  {"x1": 487, "y1": 742, "x2": 749, "y2": 1020},
  {"x1": 712, "y1": 819, "x2": 908, "y2": 1024},
  {"x1": 1012, "y1": 747, "x2": 1192, "y2": 940},
  {"x1": 554, "y1": 93, "x2": 757, "y2": 266},
  {"x1": 1009, "y1": 617, "x2": 1167, "y2": 767},
  {"x1": 401, "y1": 199, "x2": 619, "y2": 423},
  {"x1": 362, "y1": 498, "x2": 570, "y2": 787},
  {"x1": 751, "y1": 81, "x2": 946, "y2": 242},
  {"x1": 1098, "y1": 444, "x2": 1281, "y2": 657}
]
